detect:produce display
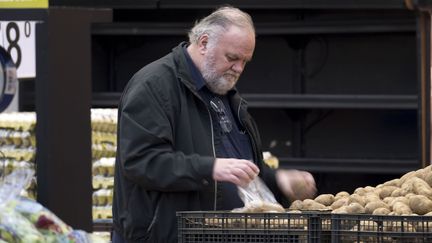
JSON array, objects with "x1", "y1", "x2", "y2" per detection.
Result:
[
  {"x1": 91, "y1": 109, "x2": 117, "y2": 160},
  {"x1": 0, "y1": 169, "x2": 106, "y2": 243},
  {"x1": 288, "y1": 165, "x2": 432, "y2": 216},
  {"x1": 91, "y1": 109, "x2": 117, "y2": 221},
  {"x1": 0, "y1": 110, "x2": 117, "y2": 222},
  {"x1": 0, "y1": 112, "x2": 36, "y2": 199}
]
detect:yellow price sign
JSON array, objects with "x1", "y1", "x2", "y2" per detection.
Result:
[{"x1": 0, "y1": 0, "x2": 48, "y2": 9}]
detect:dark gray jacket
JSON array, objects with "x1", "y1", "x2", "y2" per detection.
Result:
[{"x1": 112, "y1": 42, "x2": 281, "y2": 242}]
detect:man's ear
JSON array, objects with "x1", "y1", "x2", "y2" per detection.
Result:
[{"x1": 198, "y1": 34, "x2": 209, "y2": 54}]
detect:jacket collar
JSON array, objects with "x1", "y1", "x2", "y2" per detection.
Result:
[{"x1": 172, "y1": 42, "x2": 197, "y2": 92}]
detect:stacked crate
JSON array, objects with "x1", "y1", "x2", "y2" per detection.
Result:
[
  {"x1": 0, "y1": 112, "x2": 37, "y2": 199},
  {"x1": 91, "y1": 108, "x2": 117, "y2": 220}
]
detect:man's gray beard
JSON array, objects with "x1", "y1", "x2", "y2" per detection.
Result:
[
  {"x1": 205, "y1": 76, "x2": 233, "y2": 95},
  {"x1": 202, "y1": 54, "x2": 236, "y2": 95}
]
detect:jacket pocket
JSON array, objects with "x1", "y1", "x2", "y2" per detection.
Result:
[{"x1": 123, "y1": 186, "x2": 155, "y2": 241}]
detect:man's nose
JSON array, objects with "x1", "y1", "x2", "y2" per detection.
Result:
[{"x1": 231, "y1": 61, "x2": 245, "y2": 73}]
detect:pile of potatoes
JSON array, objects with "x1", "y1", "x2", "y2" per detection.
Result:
[{"x1": 289, "y1": 165, "x2": 432, "y2": 216}]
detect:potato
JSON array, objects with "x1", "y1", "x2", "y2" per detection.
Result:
[
  {"x1": 386, "y1": 222, "x2": 416, "y2": 233},
  {"x1": 405, "y1": 193, "x2": 417, "y2": 199},
  {"x1": 348, "y1": 194, "x2": 366, "y2": 207},
  {"x1": 412, "y1": 178, "x2": 432, "y2": 198},
  {"x1": 400, "y1": 171, "x2": 416, "y2": 184},
  {"x1": 302, "y1": 199, "x2": 327, "y2": 210},
  {"x1": 288, "y1": 200, "x2": 303, "y2": 210},
  {"x1": 392, "y1": 201, "x2": 412, "y2": 215},
  {"x1": 351, "y1": 220, "x2": 378, "y2": 231},
  {"x1": 364, "y1": 193, "x2": 381, "y2": 204},
  {"x1": 377, "y1": 186, "x2": 398, "y2": 199},
  {"x1": 268, "y1": 218, "x2": 289, "y2": 229},
  {"x1": 331, "y1": 197, "x2": 349, "y2": 210},
  {"x1": 364, "y1": 186, "x2": 376, "y2": 192},
  {"x1": 262, "y1": 202, "x2": 285, "y2": 212},
  {"x1": 288, "y1": 209, "x2": 301, "y2": 213},
  {"x1": 233, "y1": 200, "x2": 284, "y2": 213},
  {"x1": 289, "y1": 217, "x2": 307, "y2": 229},
  {"x1": 314, "y1": 194, "x2": 335, "y2": 206},
  {"x1": 409, "y1": 195, "x2": 432, "y2": 215},
  {"x1": 335, "y1": 191, "x2": 350, "y2": 200},
  {"x1": 372, "y1": 207, "x2": 391, "y2": 215},
  {"x1": 205, "y1": 217, "x2": 223, "y2": 227},
  {"x1": 414, "y1": 166, "x2": 431, "y2": 181},
  {"x1": 388, "y1": 196, "x2": 409, "y2": 207},
  {"x1": 383, "y1": 197, "x2": 394, "y2": 204},
  {"x1": 332, "y1": 206, "x2": 348, "y2": 214},
  {"x1": 391, "y1": 188, "x2": 409, "y2": 197},
  {"x1": 423, "y1": 167, "x2": 432, "y2": 187},
  {"x1": 383, "y1": 178, "x2": 401, "y2": 187},
  {"x1": 354, "y1": 187, "x2": 367, "y2": 196},
  {"x1": 246, "y1": 218, "x2": 262, "y2": 228},
  {"x1": 400, "y1": 179, "x2": 416, "y2": 194},
  {"x1": 364, "y1": 201, "x2": 389, "y2": 214},
  {"x1": 414, "y1": 167, "x2": 428, "y2": 180},
  {"x1": 345, "y1": 202, "x2": 365, "y2": 214}
]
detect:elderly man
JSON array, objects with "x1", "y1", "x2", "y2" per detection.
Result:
[{"x1": 112, "y1": 6, "x2": 316, "y2": 242}]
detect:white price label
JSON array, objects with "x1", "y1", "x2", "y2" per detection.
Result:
[{"x1": 0, "y1": 21, "x2": 37, "y2": 78}]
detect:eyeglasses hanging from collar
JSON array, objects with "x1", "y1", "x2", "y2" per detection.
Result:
[{"x1": 210, "y1": 97, "x2": 233, "y2": 134}]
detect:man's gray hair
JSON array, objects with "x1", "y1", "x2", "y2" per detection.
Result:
[{"x1": 188, "y1": 6, "x2": 255, "y2": 45}]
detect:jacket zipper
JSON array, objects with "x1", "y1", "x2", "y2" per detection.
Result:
[
  {"x1": 180, "y1": 78, "x2": 218, "y2": 210},
  {"x1": 204, "y1": 105, "x2": 218, "y2": 210}
]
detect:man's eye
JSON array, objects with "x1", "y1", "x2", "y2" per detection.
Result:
[{"x1": 227, "y1": 56, "x2": 237, "y2": 61}]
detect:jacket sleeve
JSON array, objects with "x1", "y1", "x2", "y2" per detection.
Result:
[{"x1": 118, "y1": 75, "x2": 214, "y2": 192}]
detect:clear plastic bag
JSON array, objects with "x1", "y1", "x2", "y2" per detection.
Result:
[
  {"x1": 0, "y1": 168, "x2": 46, "y2": 242},
  {"x1": 0, "y1": 167, "x2": 33, "y2": 207},
  {"x1": 232, "y1": 176, "x2": 285, "y2": 213}
]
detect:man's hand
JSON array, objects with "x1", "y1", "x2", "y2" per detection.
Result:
[
  {"x1": 213, "y1": 158, "x2": 260, "y2": 187},
  {"x1": 276, "y1": 169, "x2": 317, "y2": 201}
]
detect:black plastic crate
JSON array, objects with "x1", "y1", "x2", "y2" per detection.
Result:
[
  {"x1": 177, "y1": 211, "x2": 332, "y2": 243},
  {"x1": 330, "y1": 214, "x2": 432, "y2": 243},
  {"x1": 177, "y1": 212, "x2": 432, "y2": 243}
]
